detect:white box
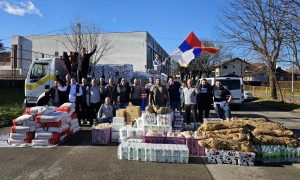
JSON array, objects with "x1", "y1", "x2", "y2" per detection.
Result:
[{"x1": 112, "y1": 117, "x2": 126, "y2": 125}]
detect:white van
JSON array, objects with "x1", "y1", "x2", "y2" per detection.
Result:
[
  {"x1": 200, "y1": 77, "x2": 244, "y2": 105},
  {"x1": 24, "y1": 58, "x2": 69, "y2": 106}
]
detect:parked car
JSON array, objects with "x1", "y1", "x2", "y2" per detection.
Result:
[{"x1": 244, "y1": 91, "x2": 253, "y2": 101}]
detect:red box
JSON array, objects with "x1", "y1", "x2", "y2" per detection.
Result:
[
  {"x1": 165, "y1": 137, "x2": 186, "y2": 144},
  {"x1": 92, "y1": 127, "x2": 111, "y2": 145},
  {"x1": 186, "y1": 138, "x2": 205, "y2": 156},
  {"x1": 143, "y1": 136, "x2": 165, "y2": 144}
]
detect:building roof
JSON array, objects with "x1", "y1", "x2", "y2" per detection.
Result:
[{"x1": 214, "y1": 57, "x2": 252, "y2": 68}]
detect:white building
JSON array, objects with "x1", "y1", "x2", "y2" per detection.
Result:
[
  {"x1": 9, "y1": 31, "x2": 170, "y2": 77},
  {"x1": 214, "y1": 58, "x2": 251, "y2": 77}
]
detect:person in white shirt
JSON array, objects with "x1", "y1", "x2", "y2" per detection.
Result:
[{"x1": 59, "y1": 77, "x2": 83, "y2": 125}]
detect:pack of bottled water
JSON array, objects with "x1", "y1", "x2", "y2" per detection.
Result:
[{"x1": 118, "y1": 142, "x2": 189, "y2": 163}]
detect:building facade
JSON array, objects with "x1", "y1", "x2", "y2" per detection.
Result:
[{"x1": 10, "y1": 31, "x2": 170, "y2": 77}]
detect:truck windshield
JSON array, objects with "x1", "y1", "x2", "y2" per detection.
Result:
[
  {"x1": 219, "y1": 79, "x2": 241, "y2": 90},
  {"x1": 30, "y1": 63, "x2": 49, "y2": 81}
]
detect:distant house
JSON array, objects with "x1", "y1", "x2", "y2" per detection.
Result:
[
  {"x1": 214, "y1": 58, "x2": 252, "y2": 77},
  {"x1": 214, "y1": 58, "x2": 269, "y2": 84},
  {"x1": 243, "y1": 63, "x2": 268, "y2": 84},
  {"x1": 276, "y1": 67, "x2": 300, "y2": 81}
]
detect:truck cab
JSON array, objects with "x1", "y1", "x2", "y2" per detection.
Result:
[{"x1": 24, "y1": 58, "x2": 68, "y2": 107}]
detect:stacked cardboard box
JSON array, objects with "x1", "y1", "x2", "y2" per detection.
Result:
[
  {"x1": 205, "y1": 149, "x2": 256, "y2": 166},
  {"x1": 173, "y1": 111, "x2": 184, "y2": 131},
  {"x1": 126, "y1": 105, "x2": 141, "y2": 124}
]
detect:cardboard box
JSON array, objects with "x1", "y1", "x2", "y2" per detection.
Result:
[
  {"x1": 116, "y1": 109, "x2": 126, "y2": 117},
  {"x1": 126, "y1": 105, "x2": 141, "y2": 116},
  {"x1": 126, "y1": 113, "x2": 140, "y2": 124}
]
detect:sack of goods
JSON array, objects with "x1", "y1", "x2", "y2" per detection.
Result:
[
  {"x1": 32, "y1": 139, "x2": 59, "y2": 146},
  {"x1": 25, "y1": 106, "x2": 57, "y2": 115},
  {"x1": 7, "y1": 132, "x2": 35, "y2": 145},
  {"x1": 12, "y1": 114, "x2": 34, "y2": 126},
  {"x1": 92, "y1": 123, "x2": 112, "y2": 145},
  {"x1": 10, "y1": 126, "x2": 35, "y2": 133},
  {"x1": 35, "y1": 112, "x2": 69, "y2": 123},
  {"x1": 118, "y1": 142, "x2": 189, "y2": 163},
  {"x1": 56, "y1": 103, "x2": 76, "y2": 113},
  {"x1": 69, "y1": 113, "x2": 80, "y2": 135}
]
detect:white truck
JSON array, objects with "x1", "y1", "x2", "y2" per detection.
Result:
[{"x1": 24, "y1": 58, "x2": 69, "y2": 106}]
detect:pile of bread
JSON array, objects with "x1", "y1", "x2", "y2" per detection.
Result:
[{"x1": 198, "y1": 118, "x2": 299, "y2": 152}]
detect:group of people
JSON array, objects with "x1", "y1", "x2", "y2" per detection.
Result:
[
  {"x1": 46, "y1": 73, "x2": 232, "y2": 126},
  {"x1": 60, "y1": 45, "x2": 97, "y2": 82},
  {"x1": 146, "y1": 77, "x2": 232, "y2": 124}
]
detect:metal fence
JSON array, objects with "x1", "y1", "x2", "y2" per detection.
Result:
[{"x1": 244, "y1": 85, "x2": 300, "y2": 105}]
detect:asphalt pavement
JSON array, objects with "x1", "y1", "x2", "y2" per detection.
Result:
[{"x1": 0, "y1": 101, "x2": 300, "y2": 180}]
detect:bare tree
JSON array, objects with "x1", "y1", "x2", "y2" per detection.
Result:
[
  {"x1": 58, "y1": 16, "x2": 115, "y2": 65},
  {"x1": 218, "y1": 0, "x2": 296, "y2": 100}
]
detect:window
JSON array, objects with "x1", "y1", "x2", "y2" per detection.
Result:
[
  {"x1": 55, "y1": 51, "x2": 59, "y2": 57},
  {"x1": 219, "y1": 80, "x2": 240, "y2": 90},
  {"x1": 223, "y1": 65, "x2": 228, "y2": 69},
  {"x1": 233, "y1": 65, "x2": 235, "y2": 68},
  {"x1": 147, "y1": 46, "x2": 153, "y2": 69},
  {"x1": 30, "y1": 62, "x2": 49, "y2": 82}
]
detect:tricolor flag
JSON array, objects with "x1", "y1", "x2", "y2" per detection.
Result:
[{"x1": 170, "y1": 32, "x2": 219, "y2": 67}]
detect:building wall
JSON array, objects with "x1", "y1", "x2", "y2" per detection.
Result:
[
  {"x1": 11, "y1": 32, "x2": 169, "y2": 76},
  {"x1": 217, "y1": 59, "x2": 249, "y2": 77}
]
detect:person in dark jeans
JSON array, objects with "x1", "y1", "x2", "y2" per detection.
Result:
[
  {"x1": 87, "y1": 79, "x2": 101, "y2": 125},
  {"x1": 168, "y1": 77, "x2": 181, "y2": 111},
  {"x1": 99, "y1": 76, "x2": 107, "y2": 105},
  {"x1": 182, "y1": 79, "x2": 199, "y2": 124},
  {"x1": 197, "y1": 79, "x2": 213, "y2": 122},
  {"x1": 117, "y1": 78, "x2": 131, "y2": 109},
  {"x1": 80, "y1": 78, "x2": 89, "y2": 124},
  {"x1": 77, "y1": 46, "x2": 97, "y2": 82},
  {"x1": 213, "y1": 80, "x2": 232, "y2": 119}
]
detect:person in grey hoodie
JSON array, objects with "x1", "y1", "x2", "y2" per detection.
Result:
[
  {"x1": 182, "y1": 79, "x2": 199, "y2": 124},
  {"x1": 87, "y1": 79, "x2": 101, "y2": 125}
]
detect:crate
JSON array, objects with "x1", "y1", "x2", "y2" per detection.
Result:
[
  {"x1": 165, "y1": 137, "x2": 186, "y2": 145},
  {"x1": 143, "y1": 135, "x2": 165, "y2": 144},
  {"x1": 92, "y1": 127, "x2": 111, "y2": 145},
  {"x1": 186, "y1": 138, "x2": 205, "y2": 156}
]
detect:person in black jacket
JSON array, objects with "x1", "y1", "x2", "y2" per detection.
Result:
[
  {"x1": 63, "y1": 52, "x2": 71, "y2": 74},
  {"x1": 77, "y1": 45, "x2": 97, "y2": 82},
  {"x1": 45, "y1": 80, "x2": 65, "y2": 106},
  {"x1": 117, "y1": 78, "x2": 130, "y2": 109},
  {"x1": 99, "y1": 76, "x2": 107, "y2": 105},
  {"x1": 168, "y1": 77, "x2": 181, "y2": 111},
  {"x1": 105, "y1": 78, "x2": 118, "y2": 105},
  {"x1": 196, "y1": 79, "x2": 213, "y2": 122}
]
